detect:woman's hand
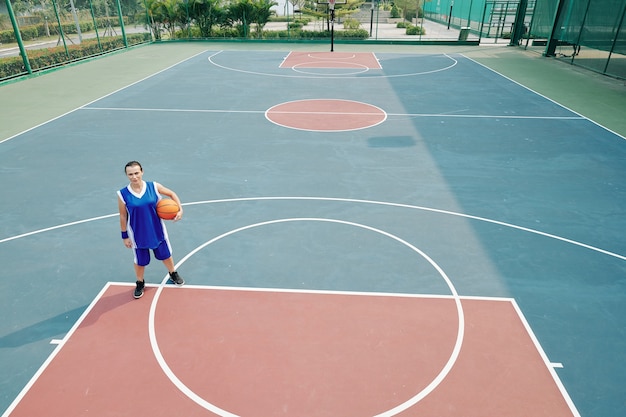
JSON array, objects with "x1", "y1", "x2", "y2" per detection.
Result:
[{"x1": 173, "y1": 208, "x2": 183, "y2": 222}]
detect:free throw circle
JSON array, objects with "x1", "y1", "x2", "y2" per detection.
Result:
[{"x1": 266, "y1": 99, "x2": 387, "y2": 132}]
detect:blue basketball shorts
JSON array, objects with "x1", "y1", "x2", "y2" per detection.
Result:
[{"x1": 133, "y1": 240, "x2": 172, "y2": 266}]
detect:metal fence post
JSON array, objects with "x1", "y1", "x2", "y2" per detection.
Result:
[{"x1": 4, "y1": 0, "x2": 32, "y2": 74}]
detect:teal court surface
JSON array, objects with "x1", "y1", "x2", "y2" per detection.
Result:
[{"x1": 1, "y1": 46, "x2": 625, "y2": 417}]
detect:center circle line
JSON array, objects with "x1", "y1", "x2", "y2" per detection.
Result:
[{"x1": 148, "y1": 217, "x2": 465, "y2": 417}]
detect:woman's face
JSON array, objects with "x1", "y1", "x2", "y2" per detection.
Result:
[{"x1": 125, "y1": 164, "x2": 143, "y2": 185}]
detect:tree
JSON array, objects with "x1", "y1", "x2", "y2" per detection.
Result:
[
  {"x1": 288, "y1": 0, "x2": 305, "y2": 14},
  {"x1": 188, "y1": 0, "x2": 222, "y2": 37},
  {"x1": 227, "y1": 0, "x2": 255, "y2": 38},
  {"x1": 227, "y1": 0, "x2": 277, "y2": 38},
  {"x1": 251, "y1": 0, "x2": 277, "y2": 37},
  {"x1": 0, "y1": 14, "x2": 10, "y2": 31},
  {"x1": 144, "y1": 0, "x2": 166, "y2": 39},
  {"x1": 119, "y1": 0, "x2": 144, "y2": 22},
  {"x1": 391, "y1": 0, "x2": 422, "y2": 21}
]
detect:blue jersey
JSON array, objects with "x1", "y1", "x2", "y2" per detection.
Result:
[{"x1": 117, "y1": 181, "x2": 169, "y2": 249}]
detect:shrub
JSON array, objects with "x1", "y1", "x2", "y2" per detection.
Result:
[
  {"x1": 262, "y1": 28, "x2": 368, "y2": 40},
  {"x1": 335, "y1": 29, "x2": 369, "y2": 39},
  {"x1": 406, "y1": 25, "x2": 425, "y2": 35},
  {"x1": 0, "y1": 29, "x2": 16, "y2": 44},
  {"x1": 343, "y1": 18, "x2": 360, "y2": 30},
  {"x1": 209, "y1": 27, "x2": 240, "y2": 38},
  {"x1": 0, "y1": 17, "x2": 128, "y2": 45},
  {"x1": 390, "y1": 5, "x2": 402, "y2": 18},
  {"x1": 298, "y1": 30, "x2": 330, "y2": 39},
  {"x1": 396, "y1": 21, "x2": 410, "y2": 28},
  {"x1": 0, "y1": 57, "x2": 25, "y2": 79},
  {"x1": 0, "y1": 33, "x2": 149, "y2": 80},
  {"x1": 269, "y1": 16, "x2": 310, "y2": 23},
  {"x1": 263, "y1": 30, "x2": 281, "y2": 39}
]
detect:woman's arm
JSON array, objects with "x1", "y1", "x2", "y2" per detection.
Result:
[{"x1": 118, "y1": 196, "x2": 132, "y2": 247}]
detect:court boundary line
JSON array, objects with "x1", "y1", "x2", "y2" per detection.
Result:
[
  {"x1": 463, "y1": 54, "x2": 626, "y2": 141},
  {"x1": 0, "y1": 282, "x2": 113, "y2": 417},
  {"x1": 510, "y1": 299, "x2": 581, "y2": 417},
  {"x1": 0, "y1": 50, "x2": 208, "y2": 145}
]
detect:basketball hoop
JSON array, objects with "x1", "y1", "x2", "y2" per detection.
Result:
[{"x1": 323, "y1": 0, "x2": 339, "y2": 51}]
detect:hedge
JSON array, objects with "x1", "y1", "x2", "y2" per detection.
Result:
[
  {"x1": 172, "y1": 28, "x2": 369, "y2": 40},
  {"x1": 0, "y1": 17, "x2": 129, "y2": 44},
  {"x1": 0, "y1": 33, "x2": 149, "y2": 80}
]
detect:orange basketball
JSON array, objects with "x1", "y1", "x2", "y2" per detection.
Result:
[{"x1": 156, "y1": 199, "x2": 179, "y2": 220}]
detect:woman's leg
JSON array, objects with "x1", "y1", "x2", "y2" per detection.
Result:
[{"x1": 161, "y1": 257, "x2": 184, "y2": 286}]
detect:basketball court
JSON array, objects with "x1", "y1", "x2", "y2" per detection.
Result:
[{"x1": 1, "y1": 45, "x2": 625, "y2": 417}]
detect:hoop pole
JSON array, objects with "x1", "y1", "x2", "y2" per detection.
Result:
[
  {"x1": 329, "y1": 1, "x2": 335, "y2": 52},
  {"x1": 330, "y1": 8, "x2": 335, "y2": 52}
]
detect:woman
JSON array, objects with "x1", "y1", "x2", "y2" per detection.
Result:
[{"x1": 117, "y1": 161, "x2": 185, "y2": 299}]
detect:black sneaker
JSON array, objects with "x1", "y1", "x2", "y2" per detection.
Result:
[
  {"x1": 134, "y1": 280, "x2": 145, "y2": 299},
  {"x1": 169, "y1": 271, "x2": 185, "y2": 286}
]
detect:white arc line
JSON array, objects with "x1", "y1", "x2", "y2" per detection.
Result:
[
  {"x1": 2, "y1": 196, "x2": 625, "y2": 262},
  {"x1": 148, "y1": 218, "x2": 465, "y2": 417}
]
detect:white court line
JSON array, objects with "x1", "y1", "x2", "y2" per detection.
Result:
[
  {"x1": 0, "y1": 283, "x2": 114, "y2": 417},
  {"x1": 387, "y1": 113, "x2": 585, "y2": 120},
  {"x1": 0, "y1": 214, "x2": 117, "y2": 244},
  {"x1": 81, "y1": 107, "x2": 264, "y2": 114},
  {"x1": 267, "y1": 110, "x2": 383, "y2": 115},
  {"x1": 191, "y1": 197, "x2": 626, "y2": 261},
  {"x1": 170, "y1": 284, "x2": 507, "y2": 300},
  {"x1": 511, "y1": 299, "x2": 581, "y2": 417},
  {"x1": 1, "y1": 196, "x2": 625, "y2": 262},
  {"x1": 463, "y1": 54, "x2": 626, "y2": 141},
  {"x1": 81, "y1": 106, "x2": 584, "y2": 120},
  {"x1": 307, "y1": 53, "x2": 357, "y2": 60},
  {"x1": 0, "y1": 50, "x2": 208, "y2": 145},
  {"x1": 291, "y1": 62, "x2": 370, "y2": 75}
]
